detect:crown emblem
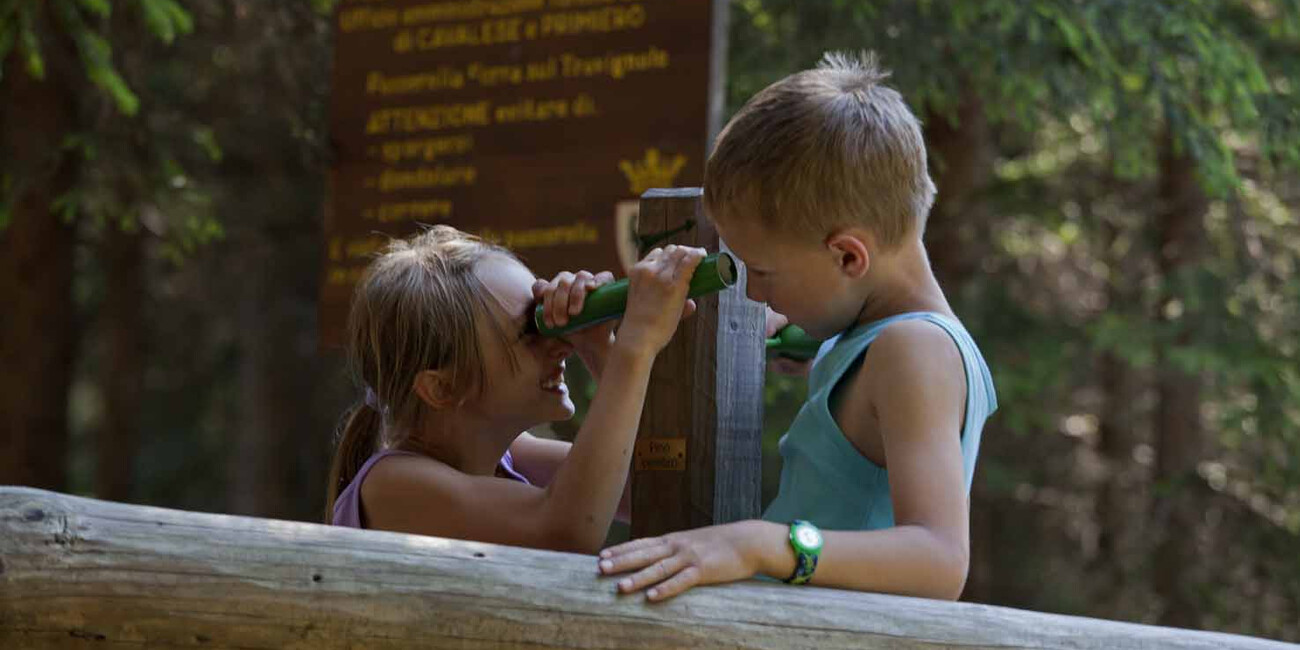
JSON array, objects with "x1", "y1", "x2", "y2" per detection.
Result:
[{"x1": 619, "y1": 148, "x2": 687, "y2": 195}]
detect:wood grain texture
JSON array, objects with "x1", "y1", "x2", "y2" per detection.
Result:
[
  {"x1": 711, "y1": 234, "x2": 765, "y2": 525},
  {"x1": 630, "y1": 187, "x2": 764, "y2": 538},
  {"x1": 2, "y1": 488, "x2": 1294, "y2": 649}
]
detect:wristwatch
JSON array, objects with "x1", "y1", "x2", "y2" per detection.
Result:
[{"x1": 784, "y1": 519, "x2": 823, "y2": 585}]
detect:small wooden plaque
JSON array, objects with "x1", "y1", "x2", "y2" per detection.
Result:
[{"x1": 634, "y1": 437, "x2": 686, "y2": 471}]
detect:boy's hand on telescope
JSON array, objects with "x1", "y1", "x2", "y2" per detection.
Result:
[
  {"x1": 533, "y1": 270, "x2": 617, "y2": 376},
  {"x1": 617, "y1": 245, "x2": 703, "y2": 356},
  {"x1": 598, "y1": 521, "x2": 760, "y2": 601},
  {"x1": 765, "y1": 306, "x2": 812, "y2": 377}
]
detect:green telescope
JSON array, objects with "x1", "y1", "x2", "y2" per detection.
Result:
[
  {"x1": 766, "y1": 325, "x2": 822, "y2": 361},
  {"x1": 533, "y1": 252, "x2": 738, "y2": 337}
]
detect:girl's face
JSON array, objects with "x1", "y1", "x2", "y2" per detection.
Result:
[{"x1": 463, "y1": 255, "x2": 576, "y2": 430}]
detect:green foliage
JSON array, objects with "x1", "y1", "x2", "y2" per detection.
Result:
[
  {"x1": 77, "y1": 0, "x2": 110, "y2": 19},
  {"x1": 0, "y1": 0, "x2": 225, "y2": 261},
  {"x1": 73, "y1": 29, "x2": 138, "y2": 114},
  {"x1": 3, "y1": 0, "x2": 1290, "y2": 638},
  {"x1": 309, "y1": 0, "x2": 337, "y2": 15},
  {"x1": 139, "y1": 0, "x2": 192, "y2": 45},
  {"x1": 16, "y1": 3, "x2": 44, "y2": 79},
  {"x1": 0, "y1": 15, "x2": 17, "y2": 75},
  {"x1": 730, "y1": 0, "x2": 1300, "y2": 191},
  {"x1": 735, "y1": 0, "x2": 1300, "y2": 637},
  {"x1": 0, "y1": 0, "x2": 195, "y2": 114},
  {"x1": 191, "y1": 126, "x2": 222, "y2": 163}
]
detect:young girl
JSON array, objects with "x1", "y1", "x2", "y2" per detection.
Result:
[{"x1": 325, "y1": 225, "x2": 704, "y2": 553}]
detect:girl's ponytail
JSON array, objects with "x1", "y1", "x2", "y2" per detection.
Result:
[
  {"x1": 324, "y1": 225, "x2": 515, "y2": 524},
  {"x1": 323, "y1": 402, "x2": 382, "y2": 523}
]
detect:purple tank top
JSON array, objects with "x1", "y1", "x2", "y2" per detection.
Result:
[{"x1": 331, "y1": 448, "x2": 531, "y2": 529}]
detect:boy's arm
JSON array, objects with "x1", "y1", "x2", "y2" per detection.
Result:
[
  {"x1": 808, "y1": 320, "x2": 970, "y2": 596},
  {"x1": 599, "y1": 320, "x2": 970, "y2": 600}
]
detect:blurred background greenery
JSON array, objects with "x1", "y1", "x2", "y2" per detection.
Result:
[{"x1": 2, "y1": 0, "x2": 1298, "y2": 641}]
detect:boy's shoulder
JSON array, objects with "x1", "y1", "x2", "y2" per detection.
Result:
[
  {"x1": 868, "y1": 315, "x2": 960, "y2": 357},
  {"x1": 861, "y1": 317, "x2": 964, "y2": 391},
  {"x1": 834, "y1": 317, "x2": 966, "y2": 447}
]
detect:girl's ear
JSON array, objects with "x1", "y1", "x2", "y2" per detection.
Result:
[
  {"x1": 825, "y1": 229, "x2": 872, "y2": 279},
  {"x1": 413, "y1": 370, "x2": 460, "y2": 410}
]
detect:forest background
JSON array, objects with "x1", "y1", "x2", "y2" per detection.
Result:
[{"x1": 2, "y1": 0, "x2": 1298, "y2": 640}]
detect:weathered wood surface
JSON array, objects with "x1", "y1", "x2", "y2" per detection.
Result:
[
  {"x1": 2, "y1": 488, "x2": 1295, "y2": 649},
  {"x1": 632, "y1": 187, "x2": 765, "y2": 538}
]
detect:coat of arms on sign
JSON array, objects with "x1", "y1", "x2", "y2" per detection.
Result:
[{"x1": 614, "y1": 148, "x2": 688, "y2": 271}]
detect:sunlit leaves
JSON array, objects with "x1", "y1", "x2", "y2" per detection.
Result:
[
  {"x1": 0, "y1": 0, "x2": 194, "y2": 113},
  {"x1": 139, "y1": 0, "x2": 193, "y2": 45}
]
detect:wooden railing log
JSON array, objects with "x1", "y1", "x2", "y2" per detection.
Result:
[{"x1": 1, "y1": 488, "x2": 1293, "y2": 649}]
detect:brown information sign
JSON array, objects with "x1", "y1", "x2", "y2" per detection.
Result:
[{"x1": 322, "y1": 0, "x2": 717, "y2": 345}]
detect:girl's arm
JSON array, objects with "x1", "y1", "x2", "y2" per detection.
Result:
[
  {"x1": 508, "y1": 432, "x2": 567, "y2": 488},
  {"x1": 363, "y1": 247, "x2": 704, "y2": 554},
  {"x1": 510, "y1": 267, "x2": 640, "y2": 523},
  {"x1": 598, "y1": 320, "x2": 970, "y2": 599},
  {"x1": 509, "y1": 432, "x2": 632, "y2": 523}
]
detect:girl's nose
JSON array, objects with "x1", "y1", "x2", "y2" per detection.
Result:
[{"x1": 543, "y1": 335, "x2": 574, "y2": 360}]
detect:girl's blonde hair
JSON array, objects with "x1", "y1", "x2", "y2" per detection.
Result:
[{"x1": 324, "y1": 225, "x2": 518, "y2": 522}]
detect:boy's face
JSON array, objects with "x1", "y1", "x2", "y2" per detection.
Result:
[{"x1": 715, "y1": 215, "x2": 866, "y2": 339}]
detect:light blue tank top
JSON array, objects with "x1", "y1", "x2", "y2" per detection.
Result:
[{"x1": 762, "y1": 312, "x2": 997, "y2": 531}]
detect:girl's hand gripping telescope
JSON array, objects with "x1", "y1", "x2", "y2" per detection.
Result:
[{"x1": 531, "y1": 252, "x2": 739, "y2": 337}]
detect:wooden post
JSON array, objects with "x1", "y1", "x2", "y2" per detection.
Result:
[{"x1": 630, "y1": 188, "x2": 766, "y2": 539}]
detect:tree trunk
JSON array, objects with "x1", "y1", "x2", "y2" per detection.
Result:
[
  {"x1": 1095, "y1": 348, "x2": 1139, "y2": 608},
  {"x1": 1092, "y1": 206, "x2": 1144, "y2": 614},
  {"x1": 0, "y1": 9, "x2": 80, "y2": 491},
  {"x1": 227, "y1": 236, "x2": 294, "y2": 518},
  {"x1": 215, "y1": 5, "x2": 341, "y2": 522},
  {"x1": 1151, "y1": 133, "x2": 1210, "y2": 629},
  {"x1": 923, "y1": 92, "x2": 994, "y2": 293},
  {"x1": 225, "y1": 171, "x2": 336, "y2": 522},
  {"x1": 95, "y1": 227, "x2": 146, "y2": 502}
]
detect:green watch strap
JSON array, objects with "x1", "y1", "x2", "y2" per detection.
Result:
[{"x1": 784, "y1": 519, "x2": 823, "y2": 585}]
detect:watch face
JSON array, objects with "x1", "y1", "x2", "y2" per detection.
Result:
[{"x1": 794, "y1": 524, "x2": 823, "y2": 550}]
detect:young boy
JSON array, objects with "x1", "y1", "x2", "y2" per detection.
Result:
[{"x1": 597, "y1": 51, "x2": 997, "y2": 601}]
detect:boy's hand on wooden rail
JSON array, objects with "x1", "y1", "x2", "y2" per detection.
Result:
[{"x1": 598, "y1": 520, "x2": 764, "y2": 601}]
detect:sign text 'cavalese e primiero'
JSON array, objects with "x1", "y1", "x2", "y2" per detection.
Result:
[{"x1": 323, "y1": 0, "x2": 715, "y2": 345}]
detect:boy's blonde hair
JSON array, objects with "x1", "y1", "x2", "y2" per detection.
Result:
[
  {"x1": 704, "y1": 51, "x2": 936, "y2": 249},
  {"x1": 325, "y1": 225, "x2": 518, "y2": 522}
]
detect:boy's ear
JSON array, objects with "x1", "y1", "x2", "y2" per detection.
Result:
[
  {"x1": 412, "y1": 370, "x2": 460, "y2": 410},
  {"x1": 825, "y1": 230, "x2": 872, "y2": 279}
]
